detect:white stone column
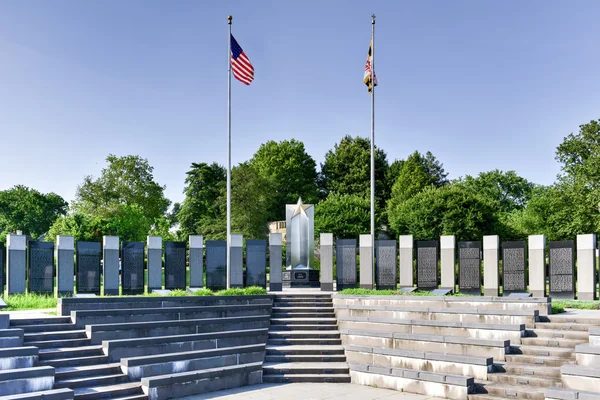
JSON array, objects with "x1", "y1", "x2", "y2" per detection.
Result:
[
  {"x1": 577, "y1": 234, "x2": 597, "y2": 300},
  {"x1": 483, "y1": 235, "x2": 499, "y2": 297},
  {"x1": 230, "y1": 234, "x2": 243, "y2": 288},
  {"x1": 7, "y1": 234, "x2": 26, "y2": 294},
  {"x1": 269, "y1": 233, "x2": 283, "y2": 291},
  {"x1": 103, "y1": 236, "x2": 120, "y2": 295},
  {"x1": 320, "y1": 233, "x2": 334, "y2": 291},
  {"x1": 399, "y1": 235, "x2": 414, "y2": 288},
  {"x1": 189, "y1": 236, "x2": 204, "y2": 289},
  {"x1": 359, "y1": 234, "x2": 373, "y2": 289},
  {"x1": 440, "y1": 235, "x2": 456, "y2": 291},
  {"x1": 528, "y1": 235, "x2": 546, "y2": 297},
  {"x1": 147, "y1": 236, "x2": 163, "y2": 291}
]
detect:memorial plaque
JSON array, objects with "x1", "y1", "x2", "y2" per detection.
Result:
[
  {"x1": 376, "y1": 240, "x2": 397, "y2": 290},
  {"x1": 336, "y1": 239, "x2": 357, "y2": 290},
  {"x1": 458, "y1": 241, "x2": 481, "y2": 295},
  {"x1": 76, "y1": 242, "x2": 101, "y2": 294},
  {"x1": 502, "y1": 241, "x2": 527, "y2": 296},
  {"x1": 416, "y1": 241, "x2": 438, "y2": 290},
  {"x1": 122, "y1": 242, "x2": 145, "y2": 295},
  {"x1": 206, "y1": 240, "x2": 226, "y2": 290},
  {"x1": 0, "y1": 243, "x2": 4, "y2": 292},
  {"x1": 549, "y1": 240, "x2": 575, "y2": 299},
  {"x1": 246, "y1": 240, "x2": 267, "y2": 288},
  {"x1": 27, "y1": 241, "x2": 54, "y2": 294},
  {"x1": 165, "y1": 242, "x2": 186, "y2": 290}
]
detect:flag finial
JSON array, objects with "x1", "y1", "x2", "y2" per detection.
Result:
[
  {"x1": 371, "y1": 14, "x2": 376, "y2": 24},
  {"x1": 228, "y1": 15, "x2": 232, "y2": 24}
]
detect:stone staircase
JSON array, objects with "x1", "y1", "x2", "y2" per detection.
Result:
[
  {"x1": 11, "y1": 316, "x2": 147, "y2": 400},
  {"x1": 263, "y1": 293, "x2": 350, "y2": 383},
  {"x1": 469, "y1": 315, "x2": 594, "y2": 400}
]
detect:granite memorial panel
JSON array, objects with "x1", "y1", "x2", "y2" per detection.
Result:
[
  {"x1": 206, "y1": 240, "x2": 227, "y2": 290},
  {"x1": 376, "y1": 240, "x2": 397, "y2": 290},
  {"x1": 122, "y1": 242, "x2": 145, "y2": 295},
  {"x1": 103, "y1": 236, "x2": 120, "y2": 296},
  {"x1": 458, "y1": 241, "x2": 481, "y2": 295},
  {"x1": 416, "y1": 240, "x2": 438, "y2": 290},
  {"x1": 246, "y1": 240, "x2": 267, "y2": 288},
  {"x1": 269, "y1": 233, "x2": 283, "y2": 291},
  {"x1": 7, "y1": 235, "x2": 26, "y2": 294},
  {"x1": 27, "y1": 241, "x2": 54, "y2": 294},
  {"x1": 56, "y1": 236, "x2": 74, "y2": 295},
  {"x1": 76, "y1": 242, "x2": 101, "y2": 294},
  {"x1": 502, "y1": 241, "x2": 527, "y2": 296},
  {"x1": 165, "y1": 242, "x2": 186, "y2": 290},
  {"x1": 0, "y1": 243, "x2": 4, "y2": 292},
  {"x1": 189, "y1": 236, "x2": 204, "y2": 289},
  {"x1": 549, "y1": 240, "x2": 575, "y2": 299},
  {"x1": 147, "y1": 236, "x2": 163, "y2": 291},
  {"x1": 336, "y1": 239, "x2": 357, "y2": 290}
]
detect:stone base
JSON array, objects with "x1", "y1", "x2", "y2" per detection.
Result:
[
  {"x1": 321, "y1": 282, "x2": 333, "y2": 291},
  {"x1": 103, "y1": 289, "x2": 119, "y2": 296},
  {"x1": 439, "y1": 287, "x2": 455, "y2": 294},
  {"x1": 269, "y1": 283, "x2": 282, "y2": 292},
  {"x1": 531, "y1": 290, "x2": 545, "y2": 298},
  {"x1": 578, "y1": 292, "x2": 595, "y2": 301},
  {"x1": 484, "y1": 288, "x2": 498, "y2": 297},
  {"x1": 360, "y1": 284, "x2": 374, "y2": 290}
]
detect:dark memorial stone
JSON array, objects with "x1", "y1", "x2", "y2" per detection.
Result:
[
  {"x1": 165, "y1": 242, "x2": 186, "y2": 290},
  {"x1": 27, "y1": 241, "x2": 54, "y2": 294},
  {"x1": 376, "y1": 240, "x2": 397, "y2": 290},
  {"x1": 502, "y1": 241, "x2": 527, "y2": 296},
  {"x1": 0, "y1": 243, "x2": 4, "y2": 292},
  {"x1": 458, "y1": 241, "x2": 481, "y2": 295},
  {"x1": 122, "y1": 242, "x2": 145, "y2": 295},
  {"x1": 336, "y1": 239, "x2": 357, "y2": 290},
  {"x1": 206, "y1": 240, "x2": 226, "y2": 290},
  {"x1": 76, "y1": 242, "x2": 101, "y2": 294},
  {"x1": 416, "y1": 241, "x2": 438, "y2": 290},
  {"x1": 246, "y1": 240, "x2": 267, "y2": 288},
  {"x1": 549, "y1": 240, "x2": 575, "y2": 299}
]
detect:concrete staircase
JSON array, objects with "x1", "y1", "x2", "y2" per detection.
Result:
[
  {"x1": 263, "y1": 293, "x2": 350, "y2": 383},
  {"x1": 470, "y1": 316, "x2": 592, "y2": 400},
  {"x1": 11, "y1": 316, "x2": 147, "y2": 400}
]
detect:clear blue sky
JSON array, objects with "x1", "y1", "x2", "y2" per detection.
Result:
[{"x1": 1, "y1": 1, "x2": 599, "y2": 206}]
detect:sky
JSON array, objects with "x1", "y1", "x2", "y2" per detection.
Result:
[{"x1": 0, "y1": 0, "x2": 599, "y2": 207}]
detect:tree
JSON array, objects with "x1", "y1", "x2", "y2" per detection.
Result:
[
  {"x1": 319, "y1": 136, "x2": 389, "y2": 207},
  {"x1": 0, "y1": 185, "x2": 67, "y2": 241},
  {"x1": 73, "y1": 154, "x2": 170, "y2": 221},
  {"x1": 47, "y1": 213, "x2": 103, "y2": 243},
  {"x1": 388, "y1": 185, "x2": 498, "y2": 241},
  {"x1": 314, "y1": 193, "x2": 382, "y2": 239},
  {"x1": 250, "y1": 139, "x2": 319, "y2": 221}
]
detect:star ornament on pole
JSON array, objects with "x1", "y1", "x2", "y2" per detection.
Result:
[{"x1": 291, "y1": 198, "x2": 311, "y2": 218}]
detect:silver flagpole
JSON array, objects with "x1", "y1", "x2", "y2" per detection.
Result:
[
  {"x1": 226, "y1": 15, "x2": 232, "y2": 289},
  {"x1": 370, "y1": 14, "x2": 376, "y2": 288}
]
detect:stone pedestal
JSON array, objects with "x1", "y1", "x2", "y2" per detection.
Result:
[
  {"x1": 7, "y1": 235, "x2": 26, "y2": 294},
  {"x1": 399, "y1": 235, "x2": 413, "y2": 288},
  {"x1": 440, "y1": 235, "x2": 455, "y2": 291},
  {"x1": 483, "y1": 235, "x2": 499, "y2": 297},
  {"x1": 103, "y1": 236, "x2": 120, "y2": 295},
  {"x1": 320, "y1": 234, "x2": 333, "y2": 291},
  {"x1": 359, "y1": 234, "x2": 373, "y2": 289},
  {"x1": 528, "y1": 235, "x2": 546, "y2": 298},
  {"x1": 230, "y1": 234, "x2": 243, "y2": 288},
  {"x1": 269, "y1": 233, "x2": 283, "y2": 291},
  {"x1": 147, "y1": 236, "x2": 163, "y2": 291},
  {"x1": 56, "y1": 236, "x2": 74, "y2": 295},
  {"x1": 189, "y1": 236, "x2": 204, "y2": 289},
  {"x1": 577, "y1": 234, "x2": 597, "y2": 300}
]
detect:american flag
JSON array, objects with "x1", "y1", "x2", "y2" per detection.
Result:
[
  {"x1": 231, "y1": 34, "x2": 254, "y2": 85},
  {"x1": 364, "y1": 41, "x2": 377, "y2": 93}
]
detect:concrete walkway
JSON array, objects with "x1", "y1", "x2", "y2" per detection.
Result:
[{"x1": 178, "y1": 383, "x2": 445, "y2": 400}]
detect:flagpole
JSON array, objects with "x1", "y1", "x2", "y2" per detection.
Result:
[
  {"x1": 370, "y1": 14, "x2": 376, "y2": 288},
  {"x1": 226, "y1": 15, "x2": 232, "y2": 289}
]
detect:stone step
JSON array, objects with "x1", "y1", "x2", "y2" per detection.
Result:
[
  {"x1": 504, "y1": 354, "x2": 575, "y2": 367},
  {"x1": 519, "y1": 337, "x2": 585, "y2": 348},
  {"x1": 270, "y1": 318, "x2": 338, "y2": 325},
  {"x1": 269, "y1": 330, "x2": 341, "y2": 338},
  {"x1": 39, "y1": 355, "x2": 110, "y2": 368},
  {"x1": 111, "y1": 396, "x2": 147, "y2": 400},
  {"x1": 10, "y1": 316, "x2": 72, "y2": 326},
  {"x1": 29, "y1": 337, "x2": 93, "y2": 349},
  {"x1": 24, "y1": 330, "x2": 88, "y2": 341},
  {"x1": 265, "y1": 345, "x2": 345, "y2": 356},
  {"x1": 487, "y1": 373, "x2": 561, "y2": 388},
  {"x1": 272, "y1": 312, "x2": 336, "y2": 318},
  {"x1": 38, "y1": 345, "x2": 104, "y2": 360},
  {"x1": 526, "y1": 329, "x2": 589, "y2": 340},
  {"x1": 264, "y1": 354, "x2": 347, "y2": 363},
  {"x1": 269, "y1": 324, "x2": 338, "y2": 331},
  {"x1": 56, "y1": 363, "x2": 122, "y2": 380},
  {"x1": 274, "y1": 302, "x2": 333, "y2": 307},
  {"x1": 73, "y1": 382, "x2": 144, "y2": 400},
  {"x1": 495, "y1": 362, "x2": 561, "y2": 378},
  {"x1": 267, "y1": 338, "x2": 342, "y2": 346},
  {"x1": 16, "y1": 323, "x2": 78, "y2": 333},
  {"x1": 509, "y1": 344, "x2": 575, "y2": 359},
  {"x1": 262, "y1": 373, "x2": 351, "y2": 383},
  {"x1": 534, "y1": 322, "x2": 591, "y2": 332},
  {"x1": 55, "y1": 373, "x2": 130, "y2": 389},
  {"x1": 544, "y1": 316, "x2": 600, "y2": 325},
  {"x1": 271, "y1": 308, "x2": 334, "y2": 313},
  {"x1": 263, "y1": 362, "x2": 349, "y2": 375},
  {"x1": 473, "y1": 381, "x2": 546, "y2": 400},
  {"x1": 273, "y1": 295, "x2": 332, "y2": 300}
]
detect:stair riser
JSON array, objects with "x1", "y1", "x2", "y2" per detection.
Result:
[
  {"x1": 545, "y1": 318, "x2": 600, "y2": 325},
  {"x1": 504, "y1": 355, "x2": 575, "y2": 367},
  {"x1": 39, "y1": 349, "x2": 104, "y2": 360},
  {"x1": 271, "y1": 321, "x2": 337, "y2": 326},
  {"x1": 10, "y1": 318, "x2": 72, "y2": 326},
  {"x1": 534, "y1": 323, "x2": 590, "y2": 332},
  {"x1": 526, "y1": 330, "x2": 589, "y2": 340},
  {"x1": 266, "y1": 349, "x2": 345, "y2": 356},
  {"x1": 267, "y1": 339, "x2": 342, "y2": 345},
  {"x1": 263, "y1": 375, "x2": 350, "y2": 383},
  {"x1": 264, "y1": 368, "x2": 349, "y2": 375},
  {"x1": 18, "y1": 324, "x2": 78, "y2": 333},
  {"x1": 274, "y1": 302, "x2": 333, "y2": 307},
  {"x1": 269, "y1": 325, "x2": 337, "y2": 331},
  {"x1": 519, "y1": 338, "x2": 585, "y2": 348},
  {"x1": 55, "y1": 375, "x2": 129, "y2": 389},
  {"x1": 73, "y1": 386, "x2": 144, "y2": 400},
  {"x1": 264, "y1": 355, "x2": 346, "y2": 363},
  {"x1": 269, "y1": 332, "x2": 341, "y2": 338},
  {"x1": 39, "y1": 356, "x2": 110, "y2": 368},
  {"x1": 510, "y1": 348, "x2": 574, "y2": 359},
  {"x1": 25, "y1": 332, "x2": 87, "y2": 341},
  {"x1": 476, "y1": 385, "x2": 545, "y2": 400},
  {"x1": 27, "y1": 339, "x2": 93, "y2": 349},
  {"x1": 487, "y1": 374, "x2": 561, "y2": 388},
  {"x1": 272, "y1": 313, "x2": 336, "y2": 318},
  {"x1": 499, "y1": 366, "x2": 561, "y2": 379},
  {"x1": 56, "y1": 367, "x2": 123, "y2": 380}
]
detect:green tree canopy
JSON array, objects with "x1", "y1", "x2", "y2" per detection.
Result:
[
  {"x1": 319, "y1": 136, "x2": 389, "y2": 207},
  {"x1": 250, "y1": 139, "x2": 319, "y2": 221},
  {"x1": 314, "y1": 193, "x2": 382, "y2": 239},
  {"x1": 0, "y1": 185, "x2": 67, "y2": 242}
]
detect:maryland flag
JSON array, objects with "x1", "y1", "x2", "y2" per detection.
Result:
[{"x1": 364, "y1": 41, "x2": 378, "y2": 93}]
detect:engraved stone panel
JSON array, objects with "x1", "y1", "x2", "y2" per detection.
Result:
[
  {"x1": 165, "y1": 242, "x2": 186, "y2": 290},
  {"x1": 122, "y1": 242, "x2": 145, "y2": 295},
  {"x1": 76, "y1": 242, "x2": 101, "y2": 294},
  {"x1": 376, "y1": 240, "x2": 397, "y2": 290},
  {"x1": 27, "y1": 241, "x2": 54, "y2": 294},
  {"x1": 246, "y1": 240, "x2": 267, "y2": 288},
  {"x1": 189, "y1": 248, "x2": 203, "y2": 288},
  {"x1": 458, "y1": 241, "x2": 481, "y2": 295},
  {"x1": 549, "y1": 240, "x2": 575, "y2": 299},
  {"x1": 336, "y1": 239, "x2": 357, "y2": 290},
  {"x1": 206, "y1": 240, "x2": 226, "y2": 290},
  {"x1": 416, "y1": 241, "x2": 438, "y2": 290},
  {"x1": 502, "y1": 241, "x2": 527, "y2": 295}
]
